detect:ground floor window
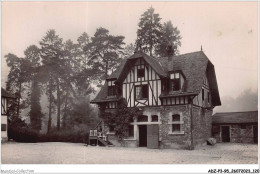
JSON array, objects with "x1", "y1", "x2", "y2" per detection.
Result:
[
  {"x1": 169, "y1": 113, "x2": 184, "y2": 134},
  {"x1": 151, "y1": 115, "x2": 158, "y2": 122},
  {"x1": 137, "y1": 115, "x2": 148, "y2": 122},
  {"x1": 1, "y1": 124, "x2": 7, "y2": 131},
  {"x1": 172, "y1": 124, "x2": 181, "y2": 132}
]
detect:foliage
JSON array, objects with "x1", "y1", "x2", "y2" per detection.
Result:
[
  {"x1": 101, "y1": 98, "x2": 142, "y2": 140},
  {"x1": 8, "y1": 114, "x2": 37, "y2": 142},
  {"x1": 41, "y1": 125, "x2": 89, "y2": 143},
  {"x1": 155, "y1": 21, "x2": 182, "y2": 57},
  {"x1": 136, "y1": 7, "x2": 162, "y2": 56},
  {"x1": 5, "y1": 27, "x2": 127, "y2": 135},
  {"x1": 77, "y1": 32, "x2": 90, "y2": 69},
  {"x1": 8, "y1": 123, "x2": 89, "y2": 144},
  {"x1": 135, "y1": 7, "x2": 182, "y2": 57},
  {"x1": 63, "y1": 96, "x2": 98, "y2": 128},
  {"x1": 24, "y1": 45, "x2": 44, "y2": 132},
  {"x1": 123, "y1": 43, "x2": 135, "y2": 58},
  {"x1": 40, "y1": 29, "x2": 64, "y2": 131},
  {"x1": 87, "y1": 27, "x2": 125, "y2": 81}
]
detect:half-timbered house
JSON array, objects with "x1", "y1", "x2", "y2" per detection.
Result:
[
  {"x1": 91, "y1": 51, "x2": 221, "y2": 149},
  {"x1": 1, "y1": 88, "x2": 15, "y2": 142}
]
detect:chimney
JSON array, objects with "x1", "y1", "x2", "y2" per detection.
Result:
[
  {"x1": 134, "y1": 43, "x2": 142, "y2": 54},
  {"x1": 166, "y1": 44, "x2": 174, "y2": 62}
]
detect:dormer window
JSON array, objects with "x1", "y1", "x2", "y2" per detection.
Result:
[
  {"x1": 108, "y1": 80, "x2": 116, "y2": 96},
  {"x1": 169, "y1": 72, "x2": 180, "y2": 91},
  {"x1": 137, "y1": 65, "x2": 145, "y2": 79}
]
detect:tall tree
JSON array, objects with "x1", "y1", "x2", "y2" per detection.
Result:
[
  {"x1": 135, "y1": 7, "x2": 162, "y2": 56},
  {"x1": 61, "y1": 39, "x2": 78, "y2": 128},
  {"x1": 5, "y1": 54, "x2": 30, "y2": 117},
  {"x1": 155, "y1": 21, "x2": 181, "y2": 57},
  {"x1": 87, "y1": 27, "x2": 125, "y2": 81},
  {"x1": 24, "y1": 45, "x2": 44, "y2": 131},
  {"x1": 40, "y1": 29, "x2": 64, "y2": 132},
  {"x1": 77, "y1": 32, "x2": 90, "y2": 70}
]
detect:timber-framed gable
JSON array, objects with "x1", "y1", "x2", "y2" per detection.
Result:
[{"x1": 91, "y1": 50, "x2": 221, "y2": 149}]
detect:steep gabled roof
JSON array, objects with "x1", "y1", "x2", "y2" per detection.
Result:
[
  {"x1": 91, "y1": 51, "x2": 221, "y2": 106},
  {"x1": 1, "y1": 88, "x2": 16, "y2": 98},
  {"x1": 108, "y1": 52, "x2": 167, "y2": 80},
  {"x1": 212, "y1": 111, "x2": 258, "y2": 124}
]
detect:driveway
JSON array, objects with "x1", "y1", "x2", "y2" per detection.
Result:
[{"x1": 1, "y1": 142, "x2": 258, "y2": 164}]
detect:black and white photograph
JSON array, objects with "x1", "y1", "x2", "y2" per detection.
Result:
[{"x1": 1, "y1": 1, "x2": 258, "y2": 173}]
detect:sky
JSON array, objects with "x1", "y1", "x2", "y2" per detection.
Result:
[{"x1": 1, "y1": 1, "x2": 258, "y2": 110}]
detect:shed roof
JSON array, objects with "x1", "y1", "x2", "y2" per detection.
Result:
[{"x1": 212, "y1": 111, "x2": 258, "y2": 124}]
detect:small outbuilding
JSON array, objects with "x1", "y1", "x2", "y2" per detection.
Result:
[{"x1": 212, "y1": 111, "x2": 258, "y2": 144}]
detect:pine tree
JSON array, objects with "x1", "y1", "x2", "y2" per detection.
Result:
[
  {"x1": 5, "y1": 54, "x2": 30, "y2": 117},
  {"x1": 77, "y1": 32, "x2": 90, "y2": 70},
  {"x1": 155, "y1": 21, "x2": 181, "y2": 57},
  {"x1": 24, "y1": 45, "x2": 44, "y2": 132},
  {"x1": 40, "y1": 29, "x2": 64, "y2": 132},
  {"x1": 135, "y1": 7, "x2": 162, "y2": 56},
  {"x1": 88, "y1": 27, "x2": 125, "y2": 81}
]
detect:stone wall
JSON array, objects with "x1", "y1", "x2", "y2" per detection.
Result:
[
  {"x1": 154, "y1": 105, "x2": 192, "y2": 149},
  {"x1": 102, "y1": 104, "x2": 213, "y2": 149},
  {"x1": 191, "y1": 106, "x2": 213, "y2": 147},
  {"x1": 213, "y1": 124, "x2": 256, "y2": 143}
]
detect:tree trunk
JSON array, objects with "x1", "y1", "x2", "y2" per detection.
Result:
[
  {"x1": 47, "y1": 79, "x2": 52, "y2": 134},
  {"x1": 56, "y1": 77, "x2": 61, "y2": 131},
  {"x1": 63, "y1": 87, "x2": 69, "y2": 128},
  {"x1": 16, "y1": 81, "x2": 22, "y2": 117},
  {"x1": 149, "y1": 46, "x2": 153, "y2": 56},
  {"x1": 105, "y1": 59, "x2": 109, "y2": 79}
]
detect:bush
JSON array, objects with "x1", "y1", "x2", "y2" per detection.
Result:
[
  {"x1": 8, "y1": 124, "x2": 89, "y2": 144},
  {"x1": 8, "y1": 126, "x2": 39, "y2": 143}
]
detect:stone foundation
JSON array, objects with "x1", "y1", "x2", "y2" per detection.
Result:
[
  {"x1": 1, "y1": 137, "x2": 8, "y2": 143},
  {"x1": 103, "y1": 104, "x2": 213, "y2": 149}
]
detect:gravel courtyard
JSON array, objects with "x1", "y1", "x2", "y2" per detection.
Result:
[{"x1": 1, "y1": 142, "x2": 257, "y2": 164}]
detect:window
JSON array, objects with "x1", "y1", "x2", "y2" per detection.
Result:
[
  {"x1": 172, "y1": 124, "x2": 180, "y2": 132},
  {"x1": 1, "y1": 124, "x2": 6, "y2": 131},
  {"x1": 151, "y1": 115, "x2": 158, "y2": 122},
  {"x1": 107, "y1": 102, "x2": 117, "y2": 109},
  {"x1": 137, "y1": 115, "x2": 148, "y2": 122},
  {"x1": 170, "y1": 79, "x2": 180, "y2": 91},
  {"x1": 135, "y1": 85, "x2": 148, "y2": 100},
  {"x1": 137, "y1": 68, "x2": 145, "y2": 78},
  {"x1": 169, "y1": 114, "x2": 184, "y2": 134},
  {"x1": 1, "y1": 97, "x2": 7, "y2": 115},
  {"x1": 108, "y1": 80, "x2": 116, "y2": 96},
  {"x1": 172, "y1": 114, "x2": 180, "y2": 121},
  {"x1": 128, "y1": 125, "x2": 134, "y2": 137},
  {"x1": 169, "y1": 72, "x2": 180, "y2": 91}
]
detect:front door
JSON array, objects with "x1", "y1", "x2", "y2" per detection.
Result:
[
  {"x1": 139, "y1": 125, "x2": 147, "y2": 147},
  {"x1": 221, "y1": 126, "x2": 230, "y2": 142},
  {"x1": 253, "y1": 125, "x2": 258, "y2": 143},
  {"x1": 147, "y1": 124, "x2": 159, "y2": 149}
]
